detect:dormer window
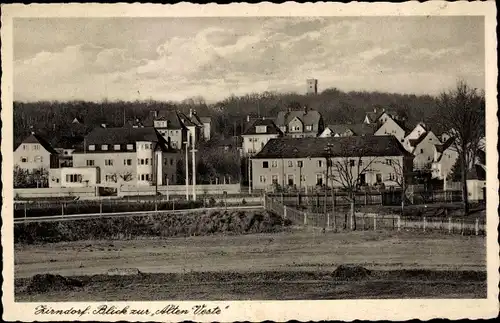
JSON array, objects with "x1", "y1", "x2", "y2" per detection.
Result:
[
  {"x1": 127, "y1": 144, "x2": 133, "y2": 150},
  {"x1": 306, "y1": 125, "x2": 312, "y2": 131},
  {"x1": 89, "y1": 145, "x2": 95, "y2": 151},
  {"x1": 114, "y1": 144, "x2": 120, "y2": 150},
  {"x1": 255, "y1": 125, "x2": 267, "y2": 133},
  {"x1": 102, "y1": 144, "x2": 108, "y2": 150}
]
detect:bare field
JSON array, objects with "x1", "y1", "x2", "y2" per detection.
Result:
[
  {"x1": 15, "y1": 230, "x2": 485, "y2": 277},
  {"x1": 14, "y1": 230, "x2": 486, "y2": 300}
]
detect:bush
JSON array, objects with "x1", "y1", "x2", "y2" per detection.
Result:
[
  {"x1": 14, "y1": 210, "x2": 290, "y2": 244},
  {"x1": 242, "y1": 199, "x2": 247, "y2": 205}
]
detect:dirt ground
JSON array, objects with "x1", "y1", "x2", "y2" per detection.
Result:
[{"x1": 14, "y1": 230, "x2": 486, "y2": 300}]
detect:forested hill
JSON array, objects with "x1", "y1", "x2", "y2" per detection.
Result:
[{"x1": 13, "y1": 88, "x2": 441, "y2": 148}]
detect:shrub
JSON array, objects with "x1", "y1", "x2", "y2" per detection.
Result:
[{"x1": 242, "y1": 199, "x2": 247, "y2": 205}]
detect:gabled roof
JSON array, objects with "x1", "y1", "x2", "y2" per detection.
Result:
[
  {"x1": 435, "y1": 137, "x2": 455, "y2": 154},
  {"x1": 253, "y1": 135, "x2": 413, "y2": 159},
  {"x1": 189, "y1": 113, "x2": 204, "y2": 126},
  {"x1": 177, "y1": 112, "x2": 197, "y2": 127},
  {"x1": 409, "y1": 131, "x2": 429, "y2": 148},
  {"x1": 364, "y1": 111, "x2": 383, "y2": 123},
  {"x1": 276, "y1": 108, "x2": 322, "y2": 130},
  {"x1": 82, "y1": 127, "x2": 175, "y2": 152},
  {"x1": 144, "y1": 110, "x2": 187, "y2": 130},
  {"x1": 327, "y1": 123, "x2": 377, "y2": 136},
  {"x1": 18, "y1": 133, "x2": 58, "y2": 154},
  {"x1": 242, "y1": 118, "x2": 283, "y2": 136}
]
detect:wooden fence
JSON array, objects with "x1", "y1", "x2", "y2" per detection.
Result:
[{"x1": 264, "y1": 196, "x2": 485, "y2": 235}]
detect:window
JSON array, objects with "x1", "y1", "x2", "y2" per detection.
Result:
[
  {"x1": 359, "y1": 160, "x2": 363, "y2": 167},
  {"x1": 316, "y1": 174, "x2": 323, "y2": 186},
  {"x1": 33, "y1": 144, "x2": 40, "y2": 150},
  {"x1": 102, "y1": 145, "x2": 108, "y2": 151},
  {"x1": 21, "y1": 157, "x2": 28, "y2": 163},
  {"x1": 22, "y1": 145, "x2": 27, "y2": 150},
  {"x1": 306, "y1": 125, "x2": 312, "y2": 131},
  {"x1": 127, "y1": 144, "x2": 133, "y2": 150},
  {"x1": 170, "y1": 158, "x2": 174, "y2": 166},
  {"x1": 297, "y1": 161, "x2": 303, "y2": 167},
  {"x1": 376, "y1": 174, "x2": 382, "y2": 183},
  {"x1": 164, "y1": 158, "x2": 168, "y2": 166},
  {"x1": 255, "y1": 125, "x2": 267, "y2": 133},
  {"x1": 287, "y1": 174, "x2": 294, "y2": 186},
  {"x1": 105, "y1": 159, "x2": 114, "y2": 166},
  {"x1": 263, "y1": 161, "x2": 269, "y2": 168},
  {"x1": 124, "y1": 159, "x2": 132, "y2": 166},
  {"x1": 300, "y1": 175, "x2": 306, "y2": 182},
  {"x1": 89, "y1": 145, "x2": 95, "y2": 151},
  {"x1": 145, "y1": 174, "x2": 151, "y2": 181},
  {"x1": 288, "y1": 161, "x2": 293, "y2": 167},
  {"x1": 105, "y1": 175, "x2": 115, "y2": 182},
  {"x1": 34, "y1": 156, "x2": 43, "y2": 162},
  {"x1": 114, "y1": 144, "x2": 121, "y2": 150},
  {"x1": 317, "y1": 160, "x2": 323, "y2": 167},
  {"x1": 259, "y1": 175, "x2": 266, "y2": 183},
  {"x1": 271, "y1": 160, "x2": 278, "y2": 168},
  {"x1": 138, "y1": 158, "x2": 144, "y2": 165},
  {"x1": 66, "y1": 174, "x2": 82, "y2": 183},
  {"x1": 386, "y1": 159, "x2": 392, "y2": 165},
  {"x1": 349, "y1": 160, "x2": 355, "y2": 167},
  {"x1": 272, "y1": 175, "x2": 278, "y2": 184},
  {"x1": 86, "y1": 160, "x2": 95, "y2": 166},
  {"x1": 420, "y1": 149, "x2": 424, "y2": 153}
]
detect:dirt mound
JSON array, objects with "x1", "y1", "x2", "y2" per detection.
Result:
[
  {"x1": 332, "y1": 265, "x2": 371, "y2": 280},
  {"x1": 26, "y1": 274, "x2": 84, "y2": 294}
]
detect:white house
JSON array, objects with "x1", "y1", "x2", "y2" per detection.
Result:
[
  {"x1": 431, "y1": 137, "x2": 458, "y2": 180},
  {"x1": 403, "y1": 123, "x2": 428, "y2": 151},
  {"x1": 408, "y1": 131, "x2": 441, "y2": 170},
  {"x1": 241, "y1": 118, "x2": 283, "y2": 157},
  {"x1": 374, "y1": 116, "x2": 408, "y2": 143}
]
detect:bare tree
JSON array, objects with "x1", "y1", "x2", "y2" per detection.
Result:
[
  {"x1": 326, "y1": 142, "x2": 379, "y2": 230},
  {"x1": 435, "y1": 80, "x2": 485, "y2": 215},
  {"x1": 389, "y1": 157, "x2": 414, "y2": 213}
]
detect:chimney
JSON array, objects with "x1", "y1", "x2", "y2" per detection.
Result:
[
  {"x1": 101, "y1": 123, "x2": 106, "y2": 128},
  {"x1": 246, "y1": 115, "x2": 250, "y2": 122},
  {"x1": 189, "y1": 109, "x2": 193, "y2": 118}
]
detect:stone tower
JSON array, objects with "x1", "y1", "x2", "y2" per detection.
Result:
[{"x1": 306, "y1": 79, "x2": 318, "y2": 94}]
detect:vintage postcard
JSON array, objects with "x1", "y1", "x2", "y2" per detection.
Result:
[{"x1": 1, "y1": 1, "x2": 498, "y2": 321}]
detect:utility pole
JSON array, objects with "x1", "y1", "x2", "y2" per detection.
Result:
[
  {"x1": 184, "y1": 141, "x2": 189, "y2": 200},
  {"x1": 192, "y1": 145, "x2": 197, "y2": 200},
  {"x1": 248, "y1": 157, "x2": 252, "y2": 194}
]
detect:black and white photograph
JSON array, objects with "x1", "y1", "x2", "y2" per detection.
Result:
[{"x1": 1, "y1": 2, "x2": 498, "y2": 321}]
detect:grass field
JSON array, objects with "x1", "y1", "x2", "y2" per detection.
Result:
[{"x1": 14, "y1": 230, "x2": 486, "y2": 300}]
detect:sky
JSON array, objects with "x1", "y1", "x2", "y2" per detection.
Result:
[{"x1": 13, "y1": 16, "x2": 485, "y2": 103}]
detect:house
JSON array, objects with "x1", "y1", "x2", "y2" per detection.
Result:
[
  {"x1": 177, "y1": 111, "x2": 201, "y2": 148},
  {"x1": 466, "y1": 164, "x2": 486, "y2": 202},
  {"x1": 250, "y1": 135, "x2": 413, "y2": 191},
  {"x1": 241, "y1": 118, "x2": 283, "y2": 157},
  {"x1": 431, "y1": 137, "x2": 458, "y2": 180},
  {"x1": 407, "y1": 131, "x2": 441, "y2": 170},
  {"x1": 319, "y1": 123, "x2": 377, "y2": 138},
  {"x1": 51, "y1": 134, "x2": 86, "y2": 168},
  {"x1": 14, "y1": 132, "x2": 59, "y2": 173},
  {"x1": 275, "y1": 106, "x2": 324, "y2": 138},
  {"x1": 188, "y1": 109, "x2": 212, "y2": 141},
  {"x1": 49, "y1": 167, "x2": 99, "y2": 188},
  {"x1": 374, "y1": 115, "x2": 408, "y2": 143},
  {"x1": 403, "y1": 122, "x2": 427, "y2": 151},
  {"x1": 71, "y1": 127, "x2": 179, "y2": 187},
  {"x1": 144, "y1": 110, "x2": 188, "y2": 150}
]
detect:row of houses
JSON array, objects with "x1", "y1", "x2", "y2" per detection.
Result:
[
  {"x1": 242, "y1": 106, "x2": 486, "y2": 200},
  {"x1": 14, "y1": 109, "x2": 212, "y2": 189}
]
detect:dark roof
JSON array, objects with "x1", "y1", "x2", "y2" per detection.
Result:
[
  {"x1": 327, "y1": 123, "x2": 377, "y2": 136},
  {"x1": 189, "y1": 113, "x2": 204, "y2": 126},
  {"x1": 82, "y1": 127, "x2": 175, "y2": 152},
  {"x1": 364, "y1": 111, "x2": 383, "y2": 123},
  {"x1": 124, "y1": 119, "x2": 145, "y2": 128},
  {"x1": 409, "y1": 131, "x2": 429, "y2": 148},
  {"x1": 242, "y1": 119, "x2": 283, "y2": 136},
  {"x1": 19, "y1": 133, "x2": 58, "y2": 154},
  {"x1": 253, "y1": 135, "x2": 413, "y2": 159},
  {"x1": 467, "y1": 164, "x2": 486, "y2": 180},
  {"x1": 177, "y1": 112, "x2": 197, "y2": 127},
  {"x1": 144, "y1": 110, "x2": 187, "y2": 130},
  {"x1": 51, "y1": 135, "x2": 85, "y2": 150},
  {"x1": 276, "y1": 109, "x2": 322, "y2": 129},
  {"x1": 435, "y1": 137, "x2": 455, "y2": 154}
]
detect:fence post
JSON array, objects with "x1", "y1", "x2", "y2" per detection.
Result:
[
  {"x1": 61, "y1": 203, "x2": 64, "y2": 216},
  {"x1": 423, "y1": 216, "x2": 426, "y2": 232},
  {"x1": 460, "y1": 219, "x2": 464, "y2": 236},
  {"x1": 326, "y1": 212, "x2": 330, "y2": 230},
  {"x1": 304, "y1": 212, "x2": 307, "y2": 225},
  {"x1": 283, "y1": 205, "x2": 287, "y2": 219},
  {"x1": 475, "y1": 218, "x2": 479, "y2": 236},
  {"x1": 373, "y1": 214, "x2": 377, "y2": 231},
  {"x1": 155, "y1": 199, "x2": 158, "y2": 212},
  {"x1": 397, "y1": 215, "x2": 401, "y2": 231},
  {"x1": 24, "y1": 203, "x2": 27, "y2": 220},
  {"x1": 448, "y1": 217, "x2": 452, "y2": 234},
  {"x1": 173, "y1": 200, "x2": 175, "y2": 211},
  {"x1": 364, "y1": 192, "x2": 368, "y2": 205},
  {"x1": 263, "y1": 194, "x2": 267, "y2": 209}
]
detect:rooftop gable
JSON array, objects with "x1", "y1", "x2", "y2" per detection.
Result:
[
  {"x1": 242, "y1": 118, "x2": 283, "y2": 136},
  {"x1": 18, "y1": 133, "x2": 58, "y2": 154}
]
